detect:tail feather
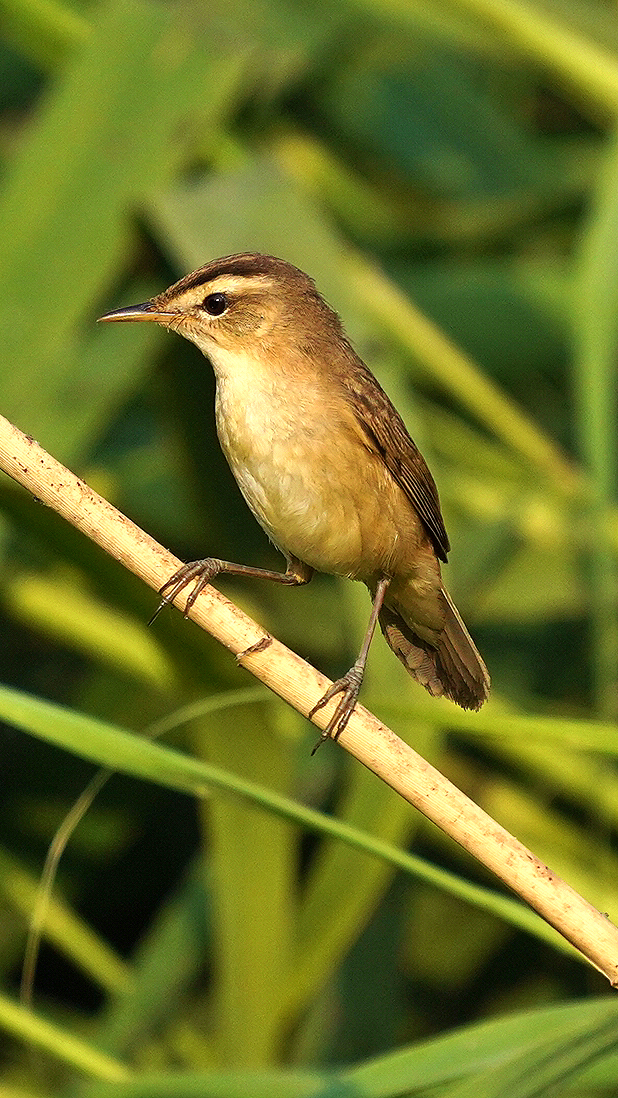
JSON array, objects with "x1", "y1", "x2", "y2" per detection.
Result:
[{"x1": 379, "y1": 587, "x2": 489, "y2": 711}]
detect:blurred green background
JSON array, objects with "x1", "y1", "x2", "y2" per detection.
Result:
[{"x1": 2, "y1": 0, "x2": 618, "y2": 1094}]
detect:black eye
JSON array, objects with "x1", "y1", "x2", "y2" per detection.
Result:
[{"x1": 202, "y1": 292, "x2": 228, "y2": 316}]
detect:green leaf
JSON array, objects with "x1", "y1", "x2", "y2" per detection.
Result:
[
  {"x1": 0, "y1": 682, "x2": 590, "y2": 957},
  {"x1": 6, "y1": 572, "x2": 177, "y2": 689},
  {"x1": 0, "y1": 0, "x2": 245, "y2": 459},
  {"x1": 344, "y1": 996, "x2": 618, "y2": 1095},
  {"x1": 0, "y1": 991, "x2": 129, "y2": 1081},
  {"x1": 0, "y1": 845, "x2": 131, "y2": 997}
]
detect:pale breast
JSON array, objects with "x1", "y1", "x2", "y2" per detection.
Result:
[
  {"x1": 217, "y1": 400, "x2": 357, "y2": 571},
  {"x1": 211, "y1": 350, "x2": 426, "y2": 581}
]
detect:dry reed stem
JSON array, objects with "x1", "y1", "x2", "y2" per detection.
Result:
[{"x1": 1, "y1": 412, "x2": 617, "y2": 984}]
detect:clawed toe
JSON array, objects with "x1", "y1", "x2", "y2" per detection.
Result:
[
  {"x1": 309, "y1": 666, "x2": 363, "y2": 753},
  {"x1": 147, "y1": 598, "x2": 168, "y2": 627},
  {"x1": 148, "y1": 560, "x2": 219, "y2": 625}
]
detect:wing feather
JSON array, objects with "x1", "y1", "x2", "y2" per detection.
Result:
[{"x1": 339, "y1": 354, "x2": 450, "y2": 562}]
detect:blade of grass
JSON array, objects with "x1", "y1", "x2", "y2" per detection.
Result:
[
  {"x1": 0, "y1": 992, "x2": 129, "y2": 1081},
  {"x1": 0, "y1": 681, "x2": 590, "y2": 958},
  {"x1": 0, "y1": 0, "x2": 246, "y2": 458},
  {"x1": 0, "y1": 845, "x2": 131, "y2": 999},
  {"x1": 7, "y1": 573, "x2": 177, "y2": 691},
  {"x1": 362, "y1": 0, "x2": 618, "y2": 119},
  {"x1": 287, "y1": 748, "x2": 418, "y2": 1023},
  {"x1": 65, "y1": 998, "x2": 618, "y2": 1096},
  {"x1": 0, "y1": 0, "x2": 89, "y2": 67},
  {"x1": 2, "y1": 416, "x2": 617, "y2": 979},
  {"x1": 573, "y1": 127, "x2": 618, "y2": 720},
  {"x1": 19, "y1": 689, "x2": 267, "y2": 1007},
  {"x1": 202, "y1": 706, "x2": 297, "y2": 1066},
  {"x1": 376, "y1": 692, "x2": 618, "y2": 754},
  {"x1": 78, "y1": 1070, "x2": 326, "y2": 1098},
  {"x1": 95, "y1": 860, "x2": 212, "y2": 1058},
  {"x1": 442, "y1": 1008, "x2": 618, "y2": 1098},
  {"x1": 344, "y1": 996, "x2": 618, "y2": 1095}
]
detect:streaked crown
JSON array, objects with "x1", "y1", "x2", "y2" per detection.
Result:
[{"x1": 99, "y1": 253, "x2": 344, "y2": 355}]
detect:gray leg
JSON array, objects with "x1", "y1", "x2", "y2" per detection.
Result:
[
  {"x1": 150, "y1": 554, "x2": 313, "y2": 623},
  {"x1": 310, "y1": 576, "x2": 391, "y2": 752}
]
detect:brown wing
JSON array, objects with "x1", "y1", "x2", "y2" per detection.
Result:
[{"x1": 340, "y1": 355, "x2": 450, "y2": 562}]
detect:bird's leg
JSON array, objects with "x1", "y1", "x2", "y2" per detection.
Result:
[
  {"x1": 310, "y1": 576, "x2": 391, "y2": 752},
  {"x1": 149, "y1": 554, "x2": 313, "y2": 624}
]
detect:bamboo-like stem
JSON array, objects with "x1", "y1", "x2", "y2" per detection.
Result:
[{"x1": 1, "y1": 412, "x2": 618, "y2": 984}]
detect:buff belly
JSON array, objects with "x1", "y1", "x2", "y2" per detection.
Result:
[{"x1": 212, "y1": 360, "x2": 443, "y2": 636}]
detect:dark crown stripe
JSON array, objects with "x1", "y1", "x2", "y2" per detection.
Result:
[{"x1": 171, "y1": 254, "x2": 311, "y2": 295}]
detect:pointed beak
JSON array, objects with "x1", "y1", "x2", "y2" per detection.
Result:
[{"x1": 98, "y1": 302, "x2": 176, "y2": 324}]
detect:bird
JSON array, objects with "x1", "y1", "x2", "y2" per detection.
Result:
[{"x1": 99, "y1": 253, "x2": 489, "y2": 745}]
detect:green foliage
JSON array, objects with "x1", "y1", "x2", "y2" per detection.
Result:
[{"x1": 1, "y1": 0, "x2": 618, "y2": 1094}]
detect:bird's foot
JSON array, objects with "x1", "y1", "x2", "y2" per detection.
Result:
[
  {"x1": 148, "y1": 559, "x2": 222, "y2": 625},
  {"x1": 309, "y1": 663, "x2": 364, "y2": 753}
]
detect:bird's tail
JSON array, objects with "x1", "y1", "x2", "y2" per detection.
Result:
[{"x1": 378, "y1": 587, "x2": 489, "y2": 711}]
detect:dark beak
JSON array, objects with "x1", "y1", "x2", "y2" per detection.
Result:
[{"x1": 98, "y1": 302, "x2": 176, "y2": 323}]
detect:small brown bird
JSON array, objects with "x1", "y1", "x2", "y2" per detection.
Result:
[{"x1": 100, "y1": 253, "x2": 489, "y2": 743}]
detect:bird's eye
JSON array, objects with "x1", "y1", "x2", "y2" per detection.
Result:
[{"x1": 202, "y1": 292, "x2": 228, "y2": 316}]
